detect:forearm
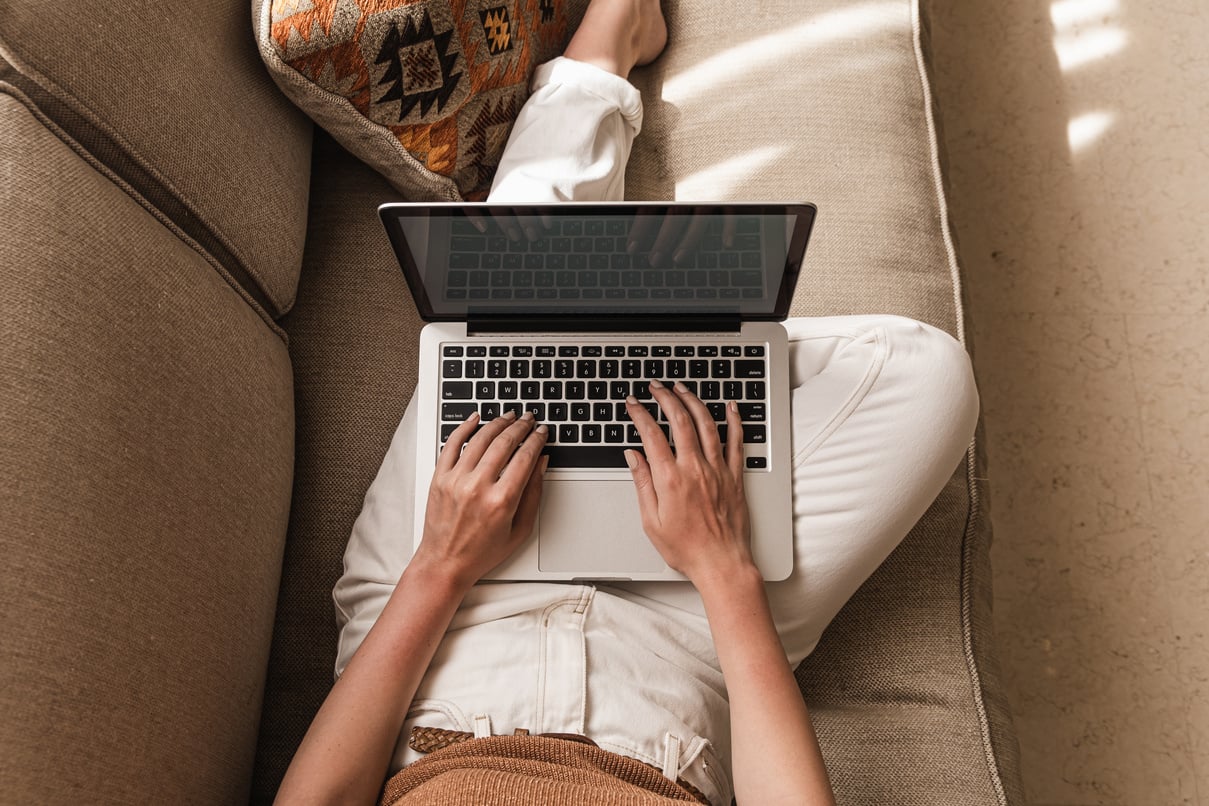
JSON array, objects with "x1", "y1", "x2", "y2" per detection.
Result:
[
  {"x1": 696, "y1": 566, "x2": 835, "y2": 806},
  {"x1": 275, "y1": 559, "x2": 469, "y2": 806}
]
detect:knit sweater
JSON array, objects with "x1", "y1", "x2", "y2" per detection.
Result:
[{"x1": 379, "y1": 735, "x2": 712, "y2": 805}]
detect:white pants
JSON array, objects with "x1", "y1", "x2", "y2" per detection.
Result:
[{"x1": 334, "y1": 58, "x2": 980, "y2": 806}]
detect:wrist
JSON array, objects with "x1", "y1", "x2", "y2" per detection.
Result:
[
  {"x1": 691, "y1": 560, "x2": 765, "y2": 603},
  {"x1": 401, "y1": 551, "x2": 477, "y2": 601}
]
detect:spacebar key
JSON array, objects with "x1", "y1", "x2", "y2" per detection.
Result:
[{"x1": 542, "y1": 446, "x2": 630, "y2": 468}]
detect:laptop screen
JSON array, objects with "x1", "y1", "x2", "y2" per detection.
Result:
[{"x1": 379, "y1": 202, "x2": 816, "y2": 323}]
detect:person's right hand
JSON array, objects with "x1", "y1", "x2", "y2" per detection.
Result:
[
  {"x1": 414, "y1": 410, "x2": 548, "y2": 589},
  {"x1": 622, "y1": 379, "x2": 754, "y2": 584}
]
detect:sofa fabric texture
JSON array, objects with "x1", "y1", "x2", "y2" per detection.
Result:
[
  {"x1": 0, "y1": 94, "x2": 296, "y2": 803},
  {"x1": 0, "y1": 0, "x2": 313, "y2": 319},
  {"x1": 256, "y1": 0, "x2": 588, "y2": 200}
]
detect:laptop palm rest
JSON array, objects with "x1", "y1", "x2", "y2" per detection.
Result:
[{"x1": 537, "y1": 481, "x2": 666, "y2": 575}]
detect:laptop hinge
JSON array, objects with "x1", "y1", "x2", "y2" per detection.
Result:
[{"x1": 466, "y1": 315, "x2": 742, "y2": 335}]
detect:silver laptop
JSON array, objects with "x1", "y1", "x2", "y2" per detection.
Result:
[{"x1": 379, "y1": 202, "x2": 816, "y2": 582}]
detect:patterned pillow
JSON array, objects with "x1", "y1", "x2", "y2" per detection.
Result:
[{"x1": 255, "y1": 0, "x2": 587, "y2": 200}]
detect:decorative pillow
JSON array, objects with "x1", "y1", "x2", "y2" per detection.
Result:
[{"x1": 255, "y1": 0, "x2": 588, "y2": 200}]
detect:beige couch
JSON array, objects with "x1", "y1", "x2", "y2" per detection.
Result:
[{"x1": 0, "y1": 0, "x2": 1024, "y2": 802}]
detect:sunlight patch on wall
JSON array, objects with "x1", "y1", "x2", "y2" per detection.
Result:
[
  {"x1": 1050, "y1": 0, "x2": 1128, "y2": 71},
  {"x1": 1067, "y1": 110, "x2": 1116, "y2": 152}
]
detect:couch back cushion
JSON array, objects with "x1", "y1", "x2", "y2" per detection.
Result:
[
  {"x1": 0, "y1": 92, "x2": 296, "y2": 803},
  {"x1": 0, "y1": 0, "x2": 313, "y2": 318}
]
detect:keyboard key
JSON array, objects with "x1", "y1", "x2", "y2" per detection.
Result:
[
  {"x1": 593, "y1": 403, "x2": 612, "y2": 421},
  {"x1": 480, "y1": 402, "x2": 501, "y2": 420},
  {"x1": 743, "y1": 424, "x2": 767, "y2": 443},
  {"x1": 540, "y1": 446, "x2": 634, "y2": 468},
  {"x1": 510, "y1": 360, "x2": 529, "y2": 378},
  {"x1": 443, "y1": 345, "x2": 464, "y2": 357},
  {"x1": 666, "y1": 360, "x2": 686, "y2": 379},
  {"x1": 559, "y1": 345, "x2": 579, "y2": 357},
  {"x1": 442, "y1": 381, "x2": 473, "y2": 400},
  {"x1": 442, "y1": 360, "x2": 462, "y2": 378},
  {"x1": 582, "y1": 424, "x2": 602, "y2": 443},
  {"x1": 689, "y1": 360, "x2": 709, "y2": 378},
  {"x1": 487, "y1": 360, "x2": 507, "y2": 378},
  {"x1": 582, "y1": 346, "x2": 603, "y2": 357},
  {"x1": 739, "y1": 402, "x2": 766, "y2": 421},
  {"x1": 734, "y1": 360, "x2": 765, "y2": 378},
  {"x1": 532, "y1": 360, "x2": 552, "y2": 378},
  {"x1": 521, "y1": 381, "x2": 541, "y2": 399},
  {"x1": 475, "y1": 381, "x2": 495, "y2": 399},
  {"x1": 548, "y1": 402, "x2": 569, "y2": 421},
  {"x1": 536, "y1": 345, "x2": 557, "y2": 357},
  {"x1": 498, "y1": 381, "x2": 518, "y2": 399},
  {"x1": 559, "y1": 424, "x2": 579, "y2": 443},
  {"x1": 441, "y1": 403, "x2": 478, "y2": 421},
  {"x1": 555, "y1": 360, "x2": 574, "y2": 378},
  {"x1": 746, "y1": 456, "x2": 767, "y2": 469},
  {"x1": 627, "y1": 346, "x2": 649, "y2": 357},
  {"x1": 570, "y1": 402, "x2": 591, "y2": 421},
  {"x1": 723, "y1": 381, "x2": 743, "y2": 400},
  {"x1": 565, "y1": 381, "x2": 585, "y2": 400},
  {"x1": 577, "y1": 360, "x2": 596, "y2": 378},
  {"x1": 605, "y1": 423, "x2": 625, "y2": 443},
  {"x1": 542, "y1": 381, "x2": 563, "y2": 399},
  {"x1": 502, "y1": 402, "x2": 524, "y2": 417},
  {"x1": 745, "y1": 345, "x2": 766, "y2": 357},
  {"x1": 588, "y1": 382, "x2": 608, "y2": 400},
  {"x1": 465, "y1": 361, "x2": 485, "y2": 378},
  {"x1": 524, "y1": 402, "x2": 546, "y2": 420},
  {"x1": 700, "y1": 381, "x2": 721, "y2": 400},
  {"x1": 599, "y1": 360, "x2": 619, "y2": 378},
  {"x1": 644, "y1": 359, "x2": 664, "y2": 377},
  {"x1": 721, "y1": 345, "x2": 742, "y2": 357},
  {"x1": 651, "y1": 346, "x2": 672, "y2": 357},
  {"x1": 622, "y1": 360, "x2": 642, "y2": 378},
  {"x1": 467, "y1": 346, "x2": 487, "y2": 357},
  {"x1": 746, "y1": 381, "x2": 766, "y2": 400},
  {"x1": 711, "y1": 360, "x2": 731, "y2": 378},
  {"x1": 490, "y1": 345, "x2": 509, "y2": 357}
]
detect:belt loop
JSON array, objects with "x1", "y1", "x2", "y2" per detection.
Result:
[
  {"x1": 661, "y1": 732, "x2": 682, "y2": 781},
  {"x1": 473, "y1": 714, "x2": 493, "y2": 739}
]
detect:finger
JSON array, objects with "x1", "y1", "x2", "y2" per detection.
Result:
[
  {"x1": 458, "y1": 410, "x2": 519, "y2": 468},
  {"x1": 722, "y1": 209, "x2": 738, "y2": 249},
  {"x1": 625, "y1": 394, "x2": 675, "y2": 467},
  {"x1": 649, "y1": 213, "x2": 688, "y2": 267},
  {"x1": 624, "y1": 448, "x2": 661, "y2": 531},
  {"x1": 648, "y1": 379, "x2": 702, "y2": 457},
  {"x1": 436, "y1": 411, "x2": 480, "y2": 472},
  {"x1": 497, "y1": 421, "x2": 549, "y2": 494},
  {"x1": 672, "y1": 212, "x2": 710, "y2": 266},
  {"x1": 489, "y1": 209, "x2": 524, "y2": 241},
  {"x1": 515, "y1": 209, "x2": 544, "y2": 241},
  {"x1": 725, "y1": 399, "x2": 744, "y2": 478},
  {"x1": 465, "y1": 211, "x2": 489, "y2": 234},
  {"x1": 475, "y1": 412, "x2": 538, "y2": 480},
  {"x1": 510, "y1": 452, "x2": 549, "y2": 540},
  {"x1": 673, "y1": 381, "x2": 723, "y2": 462},
  {"x1": 720, "y1": 398, "x2": 739, "y2": 478},
  {"x1": 627, "y1": 209, "x2": 661, "y2": 254}
]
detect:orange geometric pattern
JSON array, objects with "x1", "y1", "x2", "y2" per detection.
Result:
[{"x1": 268, "y1": 0, "x2": 574, "y2": 198}]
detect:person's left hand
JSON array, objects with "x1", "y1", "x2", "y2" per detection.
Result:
[{"x1": 413, "y1": 411, "x2": 549, "y2": 588}]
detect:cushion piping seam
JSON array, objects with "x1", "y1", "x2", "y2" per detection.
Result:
[
  {"x1": 0, "y1": 80, "x2": 288, "y2": 343},
  {"x1": 0, "y1": 39, "x2": 289, "y2": 322},
  {"x1": 911, "y1": 1, "x2": 1010, "y2": 804}
]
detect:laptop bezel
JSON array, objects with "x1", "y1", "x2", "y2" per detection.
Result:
[{"x1": 378, "y1": 201, "x2": 816, "y2": 326}]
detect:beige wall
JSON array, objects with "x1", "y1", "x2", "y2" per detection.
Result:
[{"x1": 931, "y1": 0, "x2": 1208, "y2": 802}]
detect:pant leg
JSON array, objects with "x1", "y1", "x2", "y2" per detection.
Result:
[
  {"x1": 610, "y1": 314, "x2": 980, "y2": 667},
  {"x1": 489, "y1": 57, "x2": 642, "y2": 202}
]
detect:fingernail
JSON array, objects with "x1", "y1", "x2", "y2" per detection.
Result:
[
  {"x1": 624, "y1": 449, "x2": 637, "y2": 469},
  {"x1": 625, "y1": 394, "x2": 638, "y2": 405},
  {"x1": 649, "y1": 379, "x2": 664, "y2": 389},
  {"x1": 674, "y1": 381, "x2": 689, "y2": 394},
  {"x1": 673, "y1": 249, "x2": 688, "y2": 265},
  {"x1": 522, "y1": 410, "x2": 534, "y2": 421},
  {"x1": 728, "y1": 400, "x2": 738, "y2": 412},
  {"x1": 648, "y1": 251, "x2": 663, "y2": 267},
  {"x1": 507, "y1": 227, "x2": 522, "y2": 241},
  {"x1": 468, "y1": 411, "x2": 480, "y2": 422},
  {"x1": 525, "y1": 226, "x2": 540, "y2": 241},
  {"x1": 503, "y1": 410, "x2": 518, "y2": 419},
  {"x1": 627, "y1": 240, "x2": 640, "y2": 254},
  {"x1": 471, "y1": 218, "x2": 486, "y2": 233},
  {"x1": 536, "y1": 423, "x2": 548, "y2": 434}
]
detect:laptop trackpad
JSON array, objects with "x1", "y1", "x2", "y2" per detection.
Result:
[{"x1": 537, "y1": 481, "x2": 666, "y2": 575}]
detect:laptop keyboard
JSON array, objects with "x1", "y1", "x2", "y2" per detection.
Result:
[
  {"x1": 445, "y1": 216, "x2": 767, "y2": 301},
  {"x1": 440, "y1": 342, "x2": 770, "y2": 469}
]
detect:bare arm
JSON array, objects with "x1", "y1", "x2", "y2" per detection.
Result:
[
  {"x1": 276, "y1": 411, "x2": 548, "y2": 806},
  {"x1": 625, "y1": 380, "x2": 835, "y2": 805}
]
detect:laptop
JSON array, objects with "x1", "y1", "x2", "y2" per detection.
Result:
[{"x1": 379, "y1": 201, "x2": 817, "y2": 582}]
